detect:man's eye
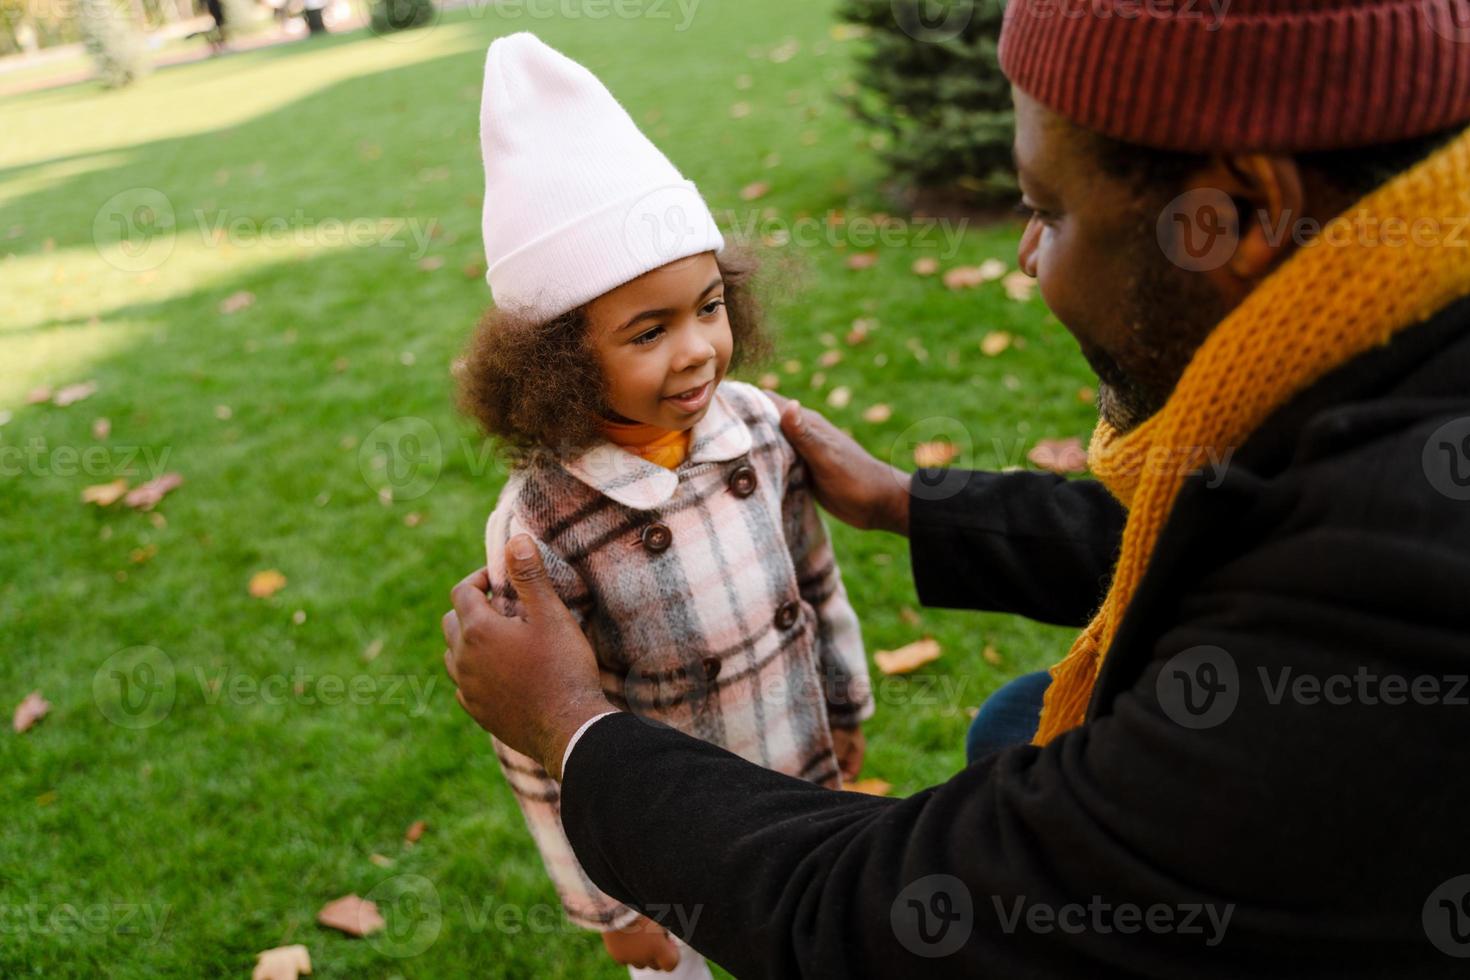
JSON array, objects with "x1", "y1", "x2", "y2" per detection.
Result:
[
  {"x1": 699, "y1": 298, "x2": 726, "y2": 317},
  {"x1": 632, "y1": 326, "x2": 663, "y2": 346},
  {"x1": 1015, "y1": 200, "x2": 1055, "y2": 224}
]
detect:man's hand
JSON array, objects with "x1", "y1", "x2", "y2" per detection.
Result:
[
  {"x1": 763, "y1": 390, "x2": 911, "y2": 536},
  {"x1": 602, "y1": 913, "x2": 682, "y2": 971},
  {"x1": 831, "y1": 724, "x2": 866, "y2": 783},
  {"x1": 441, "y1": 534, "x2": 614, "y2": 780}
]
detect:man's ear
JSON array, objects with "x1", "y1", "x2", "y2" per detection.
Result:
[{"x1": 1187, "y1": 153, "x2": 1305, "y2": 304}]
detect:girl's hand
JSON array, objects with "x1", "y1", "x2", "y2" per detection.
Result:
[
  {"x1": 831, "y1": 724, "x2": 866, "y2": 782},
  {"x1": 602, "y1": 913, "x2": 681, "y2": 971}
]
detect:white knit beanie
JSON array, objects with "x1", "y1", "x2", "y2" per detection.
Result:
[{"x1": 479, "y1": 33, "x2": 725, "y2": 321}]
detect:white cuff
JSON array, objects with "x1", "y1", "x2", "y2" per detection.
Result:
[{"x1": 560, "y1": 710, "x2": 619, "y2": 780}]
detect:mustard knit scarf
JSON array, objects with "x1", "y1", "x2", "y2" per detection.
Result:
[{"x1": 1034, "y1": 127, "x2": 1470, "y2": 745}]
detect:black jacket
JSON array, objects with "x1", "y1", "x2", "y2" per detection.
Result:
[{"x1": 561, "y1": 296, "x2": 1470, "y2": 979}]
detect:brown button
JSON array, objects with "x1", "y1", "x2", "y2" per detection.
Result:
[
  {"x1": 775, "y1": 600, "x2": 800, "y2": 630},
  {"x1": 728, "y1": 463, "x2": 758, "y2": 498},
  {"x1": 640, "y1": 522, "x2": 672, "y2": 554},
  {"x1": 702, "y1": 656, "x2": 722, "y2": 681}
]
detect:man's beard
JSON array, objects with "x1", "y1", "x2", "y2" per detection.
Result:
[{"x1": 1089, "y1": 237, "x2": 1231, "y2": 434}]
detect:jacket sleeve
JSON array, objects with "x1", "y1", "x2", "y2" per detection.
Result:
[
  {"x1": 782, "y1": 457, "x2": 874, "y2": 729},
  {"x1": 907, "y1": 468, "x2": 1126, "y2": 627},
  {"x1": 559, "y1": 508, "x2": 1470, "y2": 977},
  {"x1": 484, "y1": 504, "x2": 640, "y2": 933}
]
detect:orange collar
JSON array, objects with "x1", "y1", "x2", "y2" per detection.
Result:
[{"x1": 599, "y1": 418, "x2": 691, "y2": 471}]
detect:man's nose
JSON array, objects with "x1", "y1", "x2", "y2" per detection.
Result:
[{"x1": 1017, "y1": 219, "x2": 1041, "y2": 278}]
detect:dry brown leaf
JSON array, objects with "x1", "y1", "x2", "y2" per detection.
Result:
[
  {"x1": 82, "y1": 479, "x2": 130, "y2": 507},
  {"x1": 898, "y1": 606, "x2": 921, "y2": 627},
  {"x1": 91, "y1": 417, "x2": 111, "y2": 440},
  {"x1": 818, "y1": 350, "x2": 843, "y2": 368},
  {"x1": 404, "y1": 819, "x2": 427, "y2": 844},
  {"x1": 53, "y1": 381, "x2": 98, "y2": 407},
  {"x1": 252, "y1": 944, "x2": 312, "y2": 980},
  {"x1": 317, "y1": 894, "x2": 384, "y2": 937},
  {"x1": 249, "y1": 570, "x2": 288, "y2": 599},
  {"x1": 826, "y1": 386, "x2": 851, "y2": 409},
  {"x1": 219, "y1": 291, "x2": 255, "y2": 315},
  {"x1": 845, "y1": 778, "x2": 892, "y2": 796},
  {"x1": 942, "y1": 266, "x2": 984, "y2": 290},
  {"x1": 980, "y1": 331, "x2": 1012, "y2": 357},
  {"x1": 418, "y1": 256, "x2": 445, "y2": 272},
  {"x1": 982, "y1": 644, "x2": 1004, "y2": 667},
  {"x1": 13, "y1": 691, "x2": 50, "y2": 733},
  {"x1": 130, "y1": 544, "x2": 158, "y2": 565},
  {"x1": 1077, "y1": 386, "x2": 1097, "y2": 404},
  {"x1": 874, "y1": 637, "x2": 942, "y2": 675},
  {"x1": 729, "y1": 101, "x2": 751, "y2": 119},
  {"x1": 861, "y1": 403, "x2": 892, "y2": 424},
  {"x1": 1028, "y1": 437, "x2": 1088, "y2": 474},
  {"x1": 739, "y1": 181, "x2": 769, "y2": 202},
  {"x1": 369, "y1": 853, "x2": 395, "y2": 869},
  {"x1": 757, "y1": 372, "x2": 780, "y2": 390},
  {"x1": 124, "y1": 473, "x2": 183, "y2": 511},
  {"x1": 1002, "y1": 270, "x2": 1037, "y2": 302},
  {"x1": 25, "y1": 385, "x2": 53, "y2": 405},
  {"x1": 913, "y1": 441, "x2": 958, "y2": 468},
  {"x1": 911, "y1": 256, "x2": 939, "y2": 276},
  {"x1": 845, "y1": 252, "x2": 878, "y2": 270}
]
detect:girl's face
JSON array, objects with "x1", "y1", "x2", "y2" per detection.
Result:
[{"x1": 585, "y1": 251, "x2": 732, "y2": 431}]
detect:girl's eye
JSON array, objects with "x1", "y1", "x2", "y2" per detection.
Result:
[
  {"x1": 631, "y1": 326, "x2": 664, "y2": 346},
  {"x1": 699, "y1": 297, "x2": 726, "y2": 317}
]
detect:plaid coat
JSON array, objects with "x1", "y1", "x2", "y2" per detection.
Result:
[{"x1": 482, "y1": 379, "x2": 874, "y2": 931}]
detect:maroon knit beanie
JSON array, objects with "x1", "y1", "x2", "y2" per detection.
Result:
[{"x1": 998, "y1": 0, "x2": 1470, "y2": 152}]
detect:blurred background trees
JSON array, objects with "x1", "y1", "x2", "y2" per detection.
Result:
[{"x1": 837, "y1": 0, "x2": 1017, "y2": 213}]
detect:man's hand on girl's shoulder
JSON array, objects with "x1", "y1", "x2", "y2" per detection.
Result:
[{"x1": 761, "y1": 390, "x2": 912, "y2": 537}]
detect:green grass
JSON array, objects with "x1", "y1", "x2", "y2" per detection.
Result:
[{"x1": 0, "y1": 4, "x2": 1098, "y2": 976}]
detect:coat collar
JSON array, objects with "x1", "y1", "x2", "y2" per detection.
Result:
[{"x1": 559, "y1": 383, "x2": 753, "y2": 510}]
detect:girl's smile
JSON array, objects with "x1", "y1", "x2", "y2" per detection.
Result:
[{"x1": 664, "y1": 379, "x2": 713, "y2": 413}]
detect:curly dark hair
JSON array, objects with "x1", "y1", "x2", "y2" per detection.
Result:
[{"x1": 457, "y1": 247, "x2": 773, "y2": 469}]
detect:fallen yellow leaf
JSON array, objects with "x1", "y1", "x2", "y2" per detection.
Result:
[
  {"x1": 253, "y1": 944, "x2": 312, "y2": 980},
  {"x1": 82, "y1": 479, "x2": 129, "y2": 507},
  {"x1": 845, "y1": 778, "x2": 892, "y2": 796},
  {"x1": 913, "y1": 441, "x2": 958, "y2": 468},
  {"x1": 13, "y1": 691, "x2": 50, "y2": 733},
  {"x1": 316, "y1": 894, "x2": 384, "y2": 937},
  {"x1": 249, "y1": 570, "x2": 288, "y2": 599},
  {"x1": 980, "y1": 331, "x2": 1013, "y2": 357},
  {"x1": 874, "y1": 638, "x2": 942, "y2": 675}
]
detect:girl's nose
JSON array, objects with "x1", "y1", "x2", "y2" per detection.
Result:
[{"x1": 672, "y1": 328, "x2": 716, "y2": 373}]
